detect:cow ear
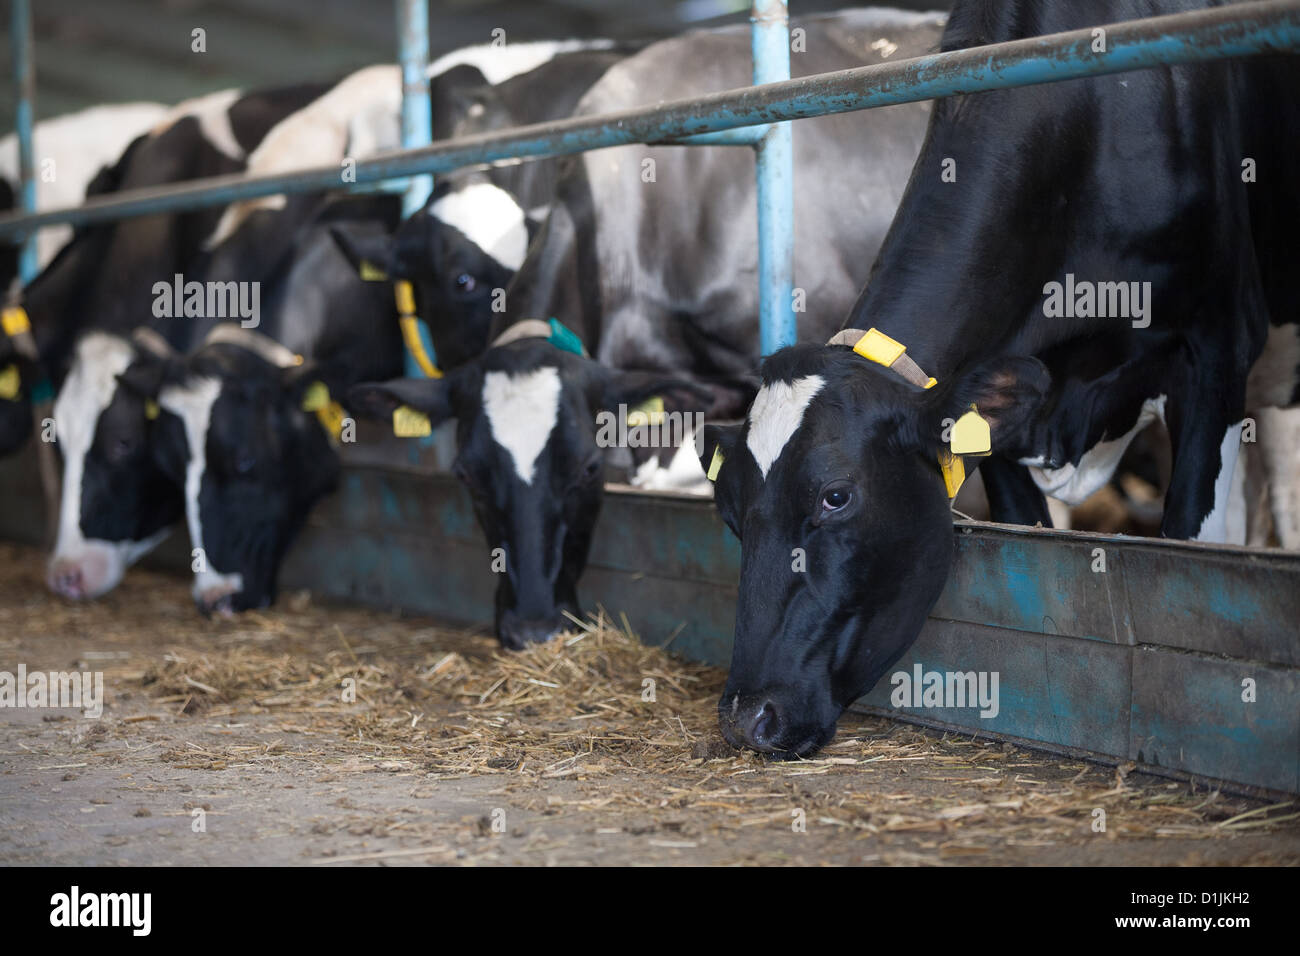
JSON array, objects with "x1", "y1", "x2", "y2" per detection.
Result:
[
  {"x1": 698, "y1": 422, "x2": 740, "y2": 476},
  {"x1": 115, "y1": 353, "x2": 178, "y2": 401},
  {"x1": 904, "y1": 356, "x2": 1049, "y2": 457},
  {"x1": 347, "y1": 376, "x2": 457, "y2": 429},
  {"x1": 328, "y1": 223, "x2": 404, "y2": 282}
]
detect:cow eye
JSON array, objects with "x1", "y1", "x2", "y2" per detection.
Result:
[
  {"x1": 819, "y1": 484, "x2": 853, "y2": 517},
  {"x1": 235, "y1": 452, "x2": 256, "y2": 475},
  {"x1": 453, "y1": 272, "x2": 477, "y2": 293},
  {"x1": 583, "y1": 457, "x2": 602, "y2": 481}
]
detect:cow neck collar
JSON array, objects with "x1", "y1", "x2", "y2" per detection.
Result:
[
  {"x1": 490, "y1": 318, "x2": 588, "y2": 358},
  {"x1": 394, "y1": 280, "x2": 442, "y2": 379},
  {"x1": 200, "y1": 323, "x2": 346, "y2": 443},
  {"x1": 204, "y1": 323, "x2": 304, "y2": 368},
  {"x1": 705, "y1": 328, "x2": 990, "y2": 500}
]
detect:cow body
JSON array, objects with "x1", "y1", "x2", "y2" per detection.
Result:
[{"x1": 702, "y1": 0, "x2": 1299, "y2": 757}]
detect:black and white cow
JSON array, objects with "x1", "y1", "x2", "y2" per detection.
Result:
[
  {"x1": 328, "y1": 42, "x2": 636, "y2": 372},
  {"x1": 48, "y1": 192, "x2": 401, "y2": 607},
  {"x1": 351, "y1": 326, "x2": 708, "y2": 648},
  {"x1": 349, "y1": 9, "x2": 946, "y2": 647},
  {"x1": 2, "y1": 85, "x2": 329, "y2": 464},
  {"x1": 38, "y1": 83, "x2": 356, "y2": 599},
  {"x1": 698, "y1": 0, "x2": 1300, "y2": 756},
  {"x1": 47, "y1": 43, "x2": 633, "y2": 611}
]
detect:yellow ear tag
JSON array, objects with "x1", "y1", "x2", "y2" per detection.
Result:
[
  {"x1": 358, "y1": 259, "x2": 388, "y2": 282},
  {"x1": 317, "y1": 400, "x2": 346, "y2": 441},
  {"x1": 394, "y1": 280, "x2": 417, "y2": 316},
  {"x1": 393, "y1": 404, "x2": 432, "y2": 438},
  {"x1": 144, "y1": 398, "x2": 160, "y2": 420},
  {"x1": 937, "y1": 449, "x2": 966, "y2": 499},
  {"x1": 300, "y1": 380, "x2": 330, "y2": 413},
  {"x1": 1, "y1": 306, "x2": 31, "y2": 337},
  {"x1": 950, "y1": 405, "x2": 992, "y2": 457},
  {"x1": 0, "y1": 364, "x2": 20, "y2": 401},
  {"x1": 626, "y1": 395, "x2": 665, "y2": 428},
  {"x1": 706, "y1": 445, "x2": 725, "y2": 482}
]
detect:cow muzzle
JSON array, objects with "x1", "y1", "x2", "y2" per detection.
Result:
[
  {"x1": 193, "y1": 569, "x2": 247, "y2": 619},
  {"x1": 498, "y1": 609, "x2": 570, "y2": 651},
  {"x1": 718, "y1": 691, "x2": 836, "y2": 759},
  {"x1": 47, "y1": 544, "x2": 127, "y2": 601}
]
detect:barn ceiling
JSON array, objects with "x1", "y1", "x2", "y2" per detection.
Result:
[{"x1": 0, "y1": 0, "x2": 946, "y2": 131}]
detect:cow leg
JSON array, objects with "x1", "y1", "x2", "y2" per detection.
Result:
[
  {"x1": 979, "y1": 455, "x2": 1052, "y2": 527},
  {"x1": 1161, "y1": 368, "x2": 1249, "y2": 544}
]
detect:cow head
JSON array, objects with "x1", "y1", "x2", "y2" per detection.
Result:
[
  {"x1": 47, "y1": 331, "x2": 183, "y2": 599},
  {"x1": 329, "y1": 177, "x2": 536, "y2": 371},
  {"x1": 150, "y1": 326, "x2": 340, "y2": 615},
  {"x1": 699, "y1": 337, "x2": 1048, "y2": 758},
  {"x1": 350, "y1": 327, "x2": 708, "y2": 649}
]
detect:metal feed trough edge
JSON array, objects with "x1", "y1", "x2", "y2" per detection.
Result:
[
  {"x1": 2, "y1": 2, "x2": 1298, "y2": 795},
  {"x1": 1, "y1": 443, "x2": 1297, "y2": 797}
]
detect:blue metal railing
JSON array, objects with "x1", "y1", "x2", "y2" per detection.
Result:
[
  {"x1": 4, "y1": 1, "x2": 1300, "y2": 353},
  {"x1": 8, "y1": 0, "x2": 38, "y2": 286}
]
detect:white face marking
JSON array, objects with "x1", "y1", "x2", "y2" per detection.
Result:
[
  {"x1": 431, "y1": 182, "x2": 528, "y2": 271},
  {"x1": 158, "y1": 378, "x2": 243, "y2": 601},
  {"x1": 1026, "y1": 396, "x2": 1167, "y2": 507},
  {"x1": 1194, "y1": 420, "x2": 1245, "y2": 544},
  {"x1": 745, "y1": 375, "x2": 826, "y2": 479},
  {"x1": 482, "y1": 367, "x2": 562, "y2": 485},
  {"x1": 48, "y1": 335, "x2": 169, "y2": 597},
  {"x1": 426, "y1": 39, "x2": 614, "y2": 85}
]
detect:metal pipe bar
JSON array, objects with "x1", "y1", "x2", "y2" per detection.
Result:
[
  {"x1": 664, "y1": 126, "x2": 768, "y2": 146},
  {"x1": 395, "y1": 0, "x2": 438, "y2": 384},
  {"x1": 8, "y1": 0, "x2": 38, "y2": 282},
  {"x1": 396, "y1": 0, "x2": 434, "y2": 217},
  {"x1": 751, "y1": 0, "x2": 795, "y2": 355},
  {"x1": 2, "y1": 0, "x2": 1298, "y2": 241}
]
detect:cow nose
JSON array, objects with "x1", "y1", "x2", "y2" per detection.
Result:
[
  {"x1": 498, "y1": 611, "x2": 563, "y2": 650},
  {"x1": 47, "y1": 560, "x2": 86, "y2": 600},
  {"x1": 196, "y1": 586, "x2": 239, "y2": 619},
  {"x1": 724, "y1": 696, "x2": 783, "y2": 752}
]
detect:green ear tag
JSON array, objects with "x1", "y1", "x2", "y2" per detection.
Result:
[
  {"x1": 950, "y1": 405, "x2": 991, "y2": 457},
  {"x1": 546, "y1": 318, "x2": 588, "y2": 357},
  {"x1": 393, "y1": 404, "x2": 432, "y2": 438}
]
